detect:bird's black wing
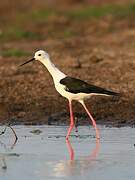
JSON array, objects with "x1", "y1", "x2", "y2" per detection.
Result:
[{"x1": 60, "y1": 76, "x2": 119, "y2": 96}]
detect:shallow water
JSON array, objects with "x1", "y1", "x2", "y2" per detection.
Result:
[{"x1": 0, "y1": 125, "x2": 134, "y2": 180}]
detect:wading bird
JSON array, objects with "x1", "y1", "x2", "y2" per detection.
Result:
[{"x1": 20, "y1": 50, "x2": 119, "y2": 140}]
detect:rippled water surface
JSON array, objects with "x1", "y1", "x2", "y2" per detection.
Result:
[{"x1": 0, "y1": 125, "x2": 134, "y2": 180}]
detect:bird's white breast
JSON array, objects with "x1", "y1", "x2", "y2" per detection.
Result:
[{"x1": 54, "y1": 81, "x2": 92, "y2": 101}]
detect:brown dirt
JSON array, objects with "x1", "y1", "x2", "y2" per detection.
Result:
[{"x1": 0, "y1": 0, "x2": 135, "y2": 126}]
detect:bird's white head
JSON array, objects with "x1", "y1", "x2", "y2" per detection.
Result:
[
  {"x1": 20, "y1": 50, "x2": 50, "y2": 66},
  {"x1": 34, "y1": 50, "x2": 50, "y2": 61}
]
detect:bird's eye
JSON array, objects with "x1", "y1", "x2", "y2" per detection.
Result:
[{"x1": 38, "y1": 54, "x2": 41, "y2": 56}]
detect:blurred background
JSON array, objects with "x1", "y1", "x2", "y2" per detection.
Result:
[{"x1": 0, "y1": 0, "x2": 135, "y2": 126}]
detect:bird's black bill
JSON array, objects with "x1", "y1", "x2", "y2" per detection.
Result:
[{"x1": 19, "y1": 58, "x2": 35, "y2": 67}]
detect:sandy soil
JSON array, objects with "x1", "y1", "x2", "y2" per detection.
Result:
[{"x1": 0, "y1": 0, "x2": 135, "y2": 126}]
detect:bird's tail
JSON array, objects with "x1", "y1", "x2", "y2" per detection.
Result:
[{"x1": 104, "y1": 90, "x2": 120, "y2": 96}]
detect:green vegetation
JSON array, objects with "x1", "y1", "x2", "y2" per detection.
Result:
[
  {"x1": 66, "y1": 3, "x2": 135, "y2": 19},
  {"x1": 29, "y1": 3, "x2": 135, "y2": 21},
  {"x1": 11, "y1": 29, "x2": 41, "y2": 39},
  {"x1": 31, "y1": 9, "x2": 56, "y2": 20},
  {"x1": 0, "y1": 28, "x2": 42, "y2": 41},
  {"x1": 1, "y1": 3, "x2": 135, "y2": 42},
  {"x1": 1, "y1": 49, "x2": 30, "y2": 57},
  {"x1": 63, "y1": 30, "x2": 76, "y2": 38},
  {"x1": 28, "y1": 4, "x2": 135, "y2": 21}
]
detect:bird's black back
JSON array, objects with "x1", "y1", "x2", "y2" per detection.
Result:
[{"x1": 60, "y1": 76, "x2": 119, "y2": 96}]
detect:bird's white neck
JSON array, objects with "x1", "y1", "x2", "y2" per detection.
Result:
[{"x1": 38, "y1": 57, "x2": 66, "y2": 82}]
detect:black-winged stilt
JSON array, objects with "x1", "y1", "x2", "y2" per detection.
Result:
[{"x1": 20, "y1": 50, "x2": 119, "y2": 140}]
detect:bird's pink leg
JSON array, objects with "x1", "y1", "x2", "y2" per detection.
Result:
[
  {"x1": 80, "y1": 101, "x2": 100, "y2": 139},
  {"x1": 66, "y1": 100, "x2": 74, "y2": 140},
  {"x1": 66, "y1": 139, "x2": 74, "y2": 160}
]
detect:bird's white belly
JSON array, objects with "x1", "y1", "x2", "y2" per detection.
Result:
[{"x1": 55, "y1": 83, "x2": 91, "y2": 101}]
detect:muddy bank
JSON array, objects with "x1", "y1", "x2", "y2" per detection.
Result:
[
  {"x1": 0, "y1": 35, "x2": 135, "y2": 126},
  {"x1": 0, "y1": 1, "x2": 135, "y2": 126}
]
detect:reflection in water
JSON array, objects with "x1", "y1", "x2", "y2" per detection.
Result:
[
  {"x1": 0, "y1": 133, "x2": 17, "y2": 151},
  {"x1": 0, "y1": 157, "x2": 7, "y2": 172},
  {"x1": 52, "y1": 138, "x2": 100, "y2": 177},
  {"x1": 0, "y1": 126, "x2": 18, "y2": 143},
  {"x1": 66, "y1": 139, "x2": 74, "y2": 160},
  {"x1": 0, "y1": 131, "x2": 18, "y2": 173}
]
